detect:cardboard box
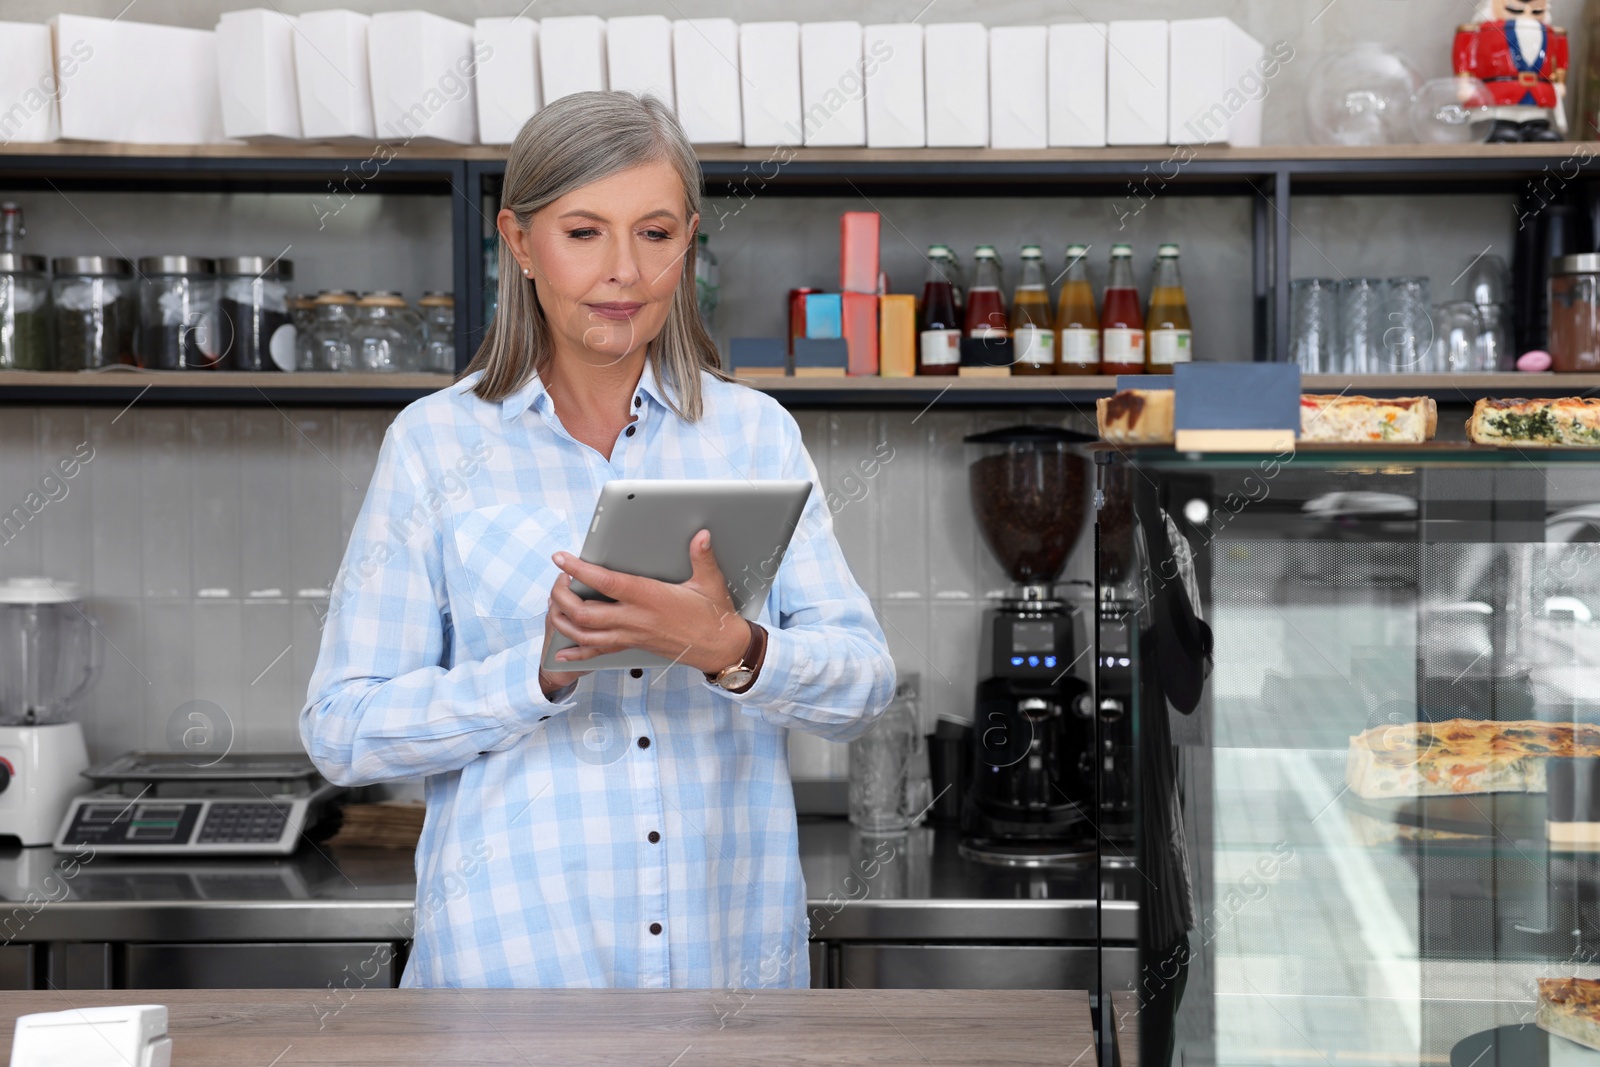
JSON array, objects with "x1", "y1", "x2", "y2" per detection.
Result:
[
  {"x1": 800, "y1": 21, "x2": 865, "y2": 147},
  {"x1": 841, "y1": 291, "x2": 879, "y2": 375},
  {"x1": 804, "y1": 293, "x2": 842, "y2": 339},
  {"x1": 0, "y1": 22, "x2": 60, "y2": 144},
  {"x1": 730, "y1": 337, "x2": 790, "y2": 377},
  {"x1": 740, "y1": 22, "x2": 802, "y2": 147},
  {"x1": 54, "y1": 14, "x2": 227, "y2": 144},
  {"x1": 369, "y1": 12, "x2": 477, "y2": 144},
  {"x1": 1047, "y1": 23, "x2": 1106, "y2": 148},
  {"x1": 673, "y1": 19, "x2": 742, "y2": 145},
  {"x1": 608, "y1": 15, "x2": 674, "y2": 108},
  {"x1": 840, "y1": 212, "x2": 879, "y2": 294},
  {"x1": 924, "y1": 23, "x2": 987, "y2": 148},
  {"x1": 1106, "y1": 20, "x2": 1167, "y2": 146},
  {"x1": 863, "y1": 24, "x2": 923, "y2": 148},
  {"x1": 878, "y1": 294, "x2": 916, "y2": 377},
  {"x1": 474, "y1": 17, "x2": 540, "y2": 145},
  {"x1": 540, "y1": 15, "x2": 606, "y2": 104},
  {"x1": 215, "y1": 10, "x2": 301, "y2": 141},
  {"x1": 293, "y1": 9, "x2": 375, "y2": 140},
  {"x1": 793, "y1": 337, "x2": 848, "y2": 376},
  {"x1": 1168, "y1": 17, "x2": 1266, "y2": 146},
  {"x1": 988, "y1": 26, "x2": 1047, "y2": 150}
]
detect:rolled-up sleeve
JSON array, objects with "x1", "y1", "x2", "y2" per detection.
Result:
[
  {"x1": 717, "y1": 416, "x2": 896, "y2": 742},
  {"x1": 299, "y1": 425, "x2": 576, "y2": 787}
]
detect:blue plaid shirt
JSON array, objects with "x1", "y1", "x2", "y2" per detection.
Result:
[{"x1": 300, "y1": 362, "x2": 894, "y2": 989}]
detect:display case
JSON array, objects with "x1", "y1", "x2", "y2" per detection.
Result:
[{"x1": 1098, "y1": 444, "x2": 1600, "y2": 1067}]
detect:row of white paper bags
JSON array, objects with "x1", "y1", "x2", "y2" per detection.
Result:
[{"x1": 0, "y1": 13, "x2": 1270, "y2": 148}]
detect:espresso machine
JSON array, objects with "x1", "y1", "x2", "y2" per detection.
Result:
[
  {"x1": 959, "y1": 426, "x2": 1096, "y2": 866},
  {"x1": 0, "y1": 578, "x2": 98, "y2": 846}
]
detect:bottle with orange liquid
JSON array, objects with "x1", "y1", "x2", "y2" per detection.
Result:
[
  {"x1": 1146, "y1": 244, "x2": 1193, "y2": 374},
  {"x1": 1055, "y1": 244, "x2": 1099, "y2": 375},
  {"x1": 1009, "y1": 245, "x2": 1055, "y2": 376},
  {"x1": 1100, "y1": 244, "x2": 1145, "y2": 375},
  {"x1": 963, "y1": 245, "x2": 1007, "y2": 340}
]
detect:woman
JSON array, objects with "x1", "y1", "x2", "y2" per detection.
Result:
[{"x1": 300, "y1": 92, "x2": 895, "y2": 989}]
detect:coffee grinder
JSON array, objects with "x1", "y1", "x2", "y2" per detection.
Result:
[{"x1": 959, "y1": 426, "x2": 1095, "y2": 866}]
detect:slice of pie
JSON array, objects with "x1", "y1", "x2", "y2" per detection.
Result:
[
  {"x1": 1538, "y1": 977, "x2": 1600, "y2": 1052},
  {"x1": 1300, "y1": 395, "x2": 1437, "y2": 443},
  {"x1": 1096, "y1": 389, "x2": 1174, "y2": 445},
  {"x1": 1468, "y1": 398, "x2": 1600, "y2": 447},
  {"x1": 1345, "y1": 719, "x2": 1600, "y2": 798}
]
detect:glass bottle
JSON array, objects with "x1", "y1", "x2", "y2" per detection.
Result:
[
  {"x1": 1055, "y1": 244, "x2": 1100, "y2": 375},
  {"x1": 964, "y1": 245, "x2": 1007, "y2": 339},
  {"x1": 695, "y1": 231, "x2": 719, "y2": 334},
  {"x1": 1146, "y1": 244, "x2": 1193, "y2": 374},
  {"x1": 1010, "y1": 244, "x2": 1055, "y2": 376},
  {"x1": 309, "y1": 290, "x2": 357, "y2": 373},
  {"x1": 1101, "y1": 244, "x2": 1146, "y2": 375},
  {"x1": 419, "y1": 292, "x2": 456, "y2": 374},
  {"x1": 848, "y1": 682, "x2": 920, "y2": 836},
  {"x1": 351, "y1": 291, "x2": 422, "y2": 373},
  {"x1": 917, "y1": 246, "x2": 962, "y2": 376}
]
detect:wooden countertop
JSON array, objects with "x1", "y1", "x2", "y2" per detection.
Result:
[{"x1": 0, "y1": 988, "x2": 1093, "y2": 1066}]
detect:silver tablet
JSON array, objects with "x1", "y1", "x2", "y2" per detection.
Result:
[{"x1": 541, "y1": 479, "x2": 813, "y2": 672}]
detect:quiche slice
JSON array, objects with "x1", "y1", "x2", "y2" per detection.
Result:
[
  {"x1": 1345, "y1": 719, "x2": 1600, "y2": 799},
  {"x1": 1538, "y1": 977, "x2": 1600, "y2": 1053},
  {"x1": 1468, "y1": 398, "x2": 1600, "y2": 447},
  {"x1": 1096, "y1": 389, "x2": 1174, "y2": 445},
  {"x1": 1300, "y1": 395, "x2": 1437, "y2": 443}
]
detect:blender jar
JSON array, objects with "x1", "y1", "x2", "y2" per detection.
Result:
[{"x1": 0, "y1": 577, "x2": 100, "y2": 724}]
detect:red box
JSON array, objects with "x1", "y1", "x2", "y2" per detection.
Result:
[
  {"x1": 841, "y1": 291, "x2": 879, "y2": 376},
  {"x1": 840, "y1": 212, "x2": 880, "y2": 294}
]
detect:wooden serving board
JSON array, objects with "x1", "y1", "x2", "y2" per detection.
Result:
[{"x1": 0, "y1": 988, "x2": 1094, "y2": 1066}]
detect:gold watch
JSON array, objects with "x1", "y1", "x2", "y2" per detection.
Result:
[{"x1": 707, "y1": 620, "x2": 765, "y2": 692}]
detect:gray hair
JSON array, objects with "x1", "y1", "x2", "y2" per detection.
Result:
[{"x1": 462, "y1": 91, "x2": 728, "y2": 420}]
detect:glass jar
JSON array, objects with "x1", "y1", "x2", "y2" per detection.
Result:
[
  {"x1": 309, "y1": 291, "x2": 358, "y2": 372},
  {"x1": 848, "y1": 681, "x2": 920, "y2": 836},
  {"x1": 418, "y1": 292, "x2": 455, "y2": 374},
  {"x1": 216, "y1": 256, "x2": 294, "y2": 372},
  {"x1": 289, "y1": 294, "x2": 317, "y2": 372},
  {"x1": 136, "y1": 256, "x2": 219, "y2": 370},
  {"x1": 0, "y1": 254, "x2": 51, "y2": 371},
  {"x1": 1550, "y1": 254, "x2": 1600, "y2": 372},
  {"x1": 52, "y1": 257, "x2": 136, "y2": 371},
  {"x1": 351, "y1": 291, "x2": 422, "y2": 373}
]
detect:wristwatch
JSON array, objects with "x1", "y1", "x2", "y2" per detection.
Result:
[{"x1": 706, "y1": 620, "x2": 766, "y2": 692}]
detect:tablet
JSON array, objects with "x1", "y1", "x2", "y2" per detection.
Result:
[{"x1": 541, "y1": 479, "x2": 813, "y2": 672}]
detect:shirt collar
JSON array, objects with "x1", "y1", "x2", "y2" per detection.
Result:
[{"x1": 499, "y1": 358, "x2": 673, "y2": 422}]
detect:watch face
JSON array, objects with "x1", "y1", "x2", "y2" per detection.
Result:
[{"x1": 719, "y1": 668, "x2": 755, "y2": 690}]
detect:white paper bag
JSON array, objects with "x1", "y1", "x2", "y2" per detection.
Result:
[
  {"x1": 540, "y1": 15, "x2": 606, "y2": 105},
  {"x1": 673, "y1": 19, "x2": 741, "y2": 145},
  {"x1": 1048, "y1": 23, "x2": 1107, "y2": 148},
  {"x1": 924, "y1": 23, "x2": 987, "y2": 148},
  {"x1": 740, "y1": 21, "x2": 801, "y2": 148},
  {"x1": 1169, "y1": 17, "x2": 1266, "y2": 146},
  {"x1": 0, "y1": 22, "x2": 59, "y2": 144},
  {"x1": 294, "y1": 9, "x2": 375, "y2": 140},
  {"x1": 474, "y1": 17, "x2": 539, "y2": 146},
  {"x1": 608, "y1": 15, "x2": 674, "y2": 109},
  {"x1": 988, "y1": 26, "x2": 1047, "y2": 149},
  {"x1": 369, "y1": 11, "x2": 478, "y2": 144},
  {"x1": 215, "y1": 9, "x2": 301, "y2": 141},
  {"x1": 800, "y1": 21, "x2": 865, "y2": 147},
  {"x1": 864, "y1": 24, "x2": 923, "y2": 149},
  {"x1": 53, "y1": 14, "x2": 226, "y2": 144}
]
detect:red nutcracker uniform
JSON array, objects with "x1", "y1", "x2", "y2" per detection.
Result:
[{"x1": 1453, "y1": 4, "x2": 1568, "y2": 141}]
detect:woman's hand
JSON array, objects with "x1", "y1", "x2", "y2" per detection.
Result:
[{"x1": 546, "y1": 529, "x2": 750, "y2": 675}]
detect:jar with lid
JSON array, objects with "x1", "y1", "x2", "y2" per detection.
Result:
[
  {"x1": 52, "y1": 257, "x2": 136, "y2": 370},
  {"x1": 289, "y1": 294, "x2": 317, "y2": 371},
  {"x1": 216, "y1": 256, "x2": 294, "y2": 372},
  {"x1": 136, "y1": 256, "x2": 219, "y2": 370},
  {"x1": 0, "y1": 254, "x2": 52, "y2": 370},
  {"x1": 309, "y1": 291, "x2": 358, "y2": 372},
  {"x1": 1550, "y1": 254, "x2": 1600, "y2": 372},
  {"x1": 351, "y1": 291, "x2": 423, "y2": 372},
  {"x1": 418, "y1": 292, "x2": 455, "y2": 374}
]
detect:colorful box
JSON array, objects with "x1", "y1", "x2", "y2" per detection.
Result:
[
  {"x1": 840, "y1": 211, "x2": 880, "y2": 294},
  {"x1": 879, "y1": 295, "x2": 916, "y2": 377},
  {"x1": 841, "y1": 292, "x2": 879, "y2": 376},
  {"x1": 804, "y1": 293, "x2": 843, "y2": 339}
]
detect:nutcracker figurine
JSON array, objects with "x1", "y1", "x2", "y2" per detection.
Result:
[{"x1": 1454, "y1": 0, "x2": 1569, "y2": 141}]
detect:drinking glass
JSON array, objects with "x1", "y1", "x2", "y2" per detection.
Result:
[
  {"x1": 1433, "y1": 301, "x2": 1487, "y2": 373},
  {"x1": 1290, "y1": 278, "x2": 1339, "y2": 373},
  {"x1": 1338, "y1": 277, "x2": 1386, "y2": 374},
  {"x1": 1477, "y1": 303, "x2": 1513, "y2": 371},
  {"x1": 1377, "y1": 277, "x2": 1433, "y2": 372}
]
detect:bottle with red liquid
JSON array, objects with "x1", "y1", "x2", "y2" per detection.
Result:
[
  {"x1": 964, "y1": 245, "x2": 1007, "y2": 339},
  {"x1": 917, "y1": 245, "x2": 961, "y2": 376},
  {"x1": 1100, "y1": 244, "x2": 1145, "y2": 375}
]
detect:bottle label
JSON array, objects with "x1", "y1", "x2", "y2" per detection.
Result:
[
  {"x1": 1103, "y1": 328, "x2": 1145, "y2": 365},
  {"x1": 919, "y1": 329, "x2": 961, "y2": 366},
  {"x1": 1150, "y1": 329, "x2": 1192, "y2": 365},
  {"x1": 1060, "y1": 328, "x2": 1098, "y2": 366},
  {"x1": 1013, "y1": 325, "x2": 1054, "y2": 366}
]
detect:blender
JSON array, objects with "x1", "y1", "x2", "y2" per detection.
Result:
[
  {"x1": 960, "y1": 426, "x2": 1096, "y2": 866},
  {"x1": 0, "y1": 578, "x2": 98, "y2": 846}
]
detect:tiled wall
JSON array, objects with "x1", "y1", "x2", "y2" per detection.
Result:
[{"x1": 0, "y1": 403, "x2": 1095, "y2": 779}]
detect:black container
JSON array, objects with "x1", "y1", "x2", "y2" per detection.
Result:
[
  {"x1": 217, "y1": 256, "x2": 294, "y2": 372},
  {"x1": 926, "y1": 719, "x2": 970, "y2": 826}
]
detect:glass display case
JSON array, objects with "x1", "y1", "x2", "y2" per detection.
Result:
[{"x1": 1097, "y1": 445, "x2": 1600, "y2": 1067}]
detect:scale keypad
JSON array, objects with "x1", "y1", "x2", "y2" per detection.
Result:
[{"x1": 197, "y1": 802, "x2": 289, "y2": 844}]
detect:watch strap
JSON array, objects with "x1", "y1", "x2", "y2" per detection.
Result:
[{"x1": 706, "y1": 619, "x2": 764, "y2": 690}]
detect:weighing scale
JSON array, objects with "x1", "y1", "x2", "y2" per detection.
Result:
[{"x1": 52, "y1": 752, "x2": 342, "y2": 856}]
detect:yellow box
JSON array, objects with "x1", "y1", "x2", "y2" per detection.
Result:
[{"x1": 878, "y1": 294, "x2": 916, "y2": 377}]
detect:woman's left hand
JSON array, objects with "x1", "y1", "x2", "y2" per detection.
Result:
[{"x1": 547, "y1": 529, "x2": 751, "y2": 674}]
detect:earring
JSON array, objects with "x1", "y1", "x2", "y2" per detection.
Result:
[{"x1": 522, "y1": 267, "x2": 531, "y2": 277}]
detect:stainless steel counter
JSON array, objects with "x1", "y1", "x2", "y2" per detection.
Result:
[{"x1": 0, "y1": 818, "x2": 1136, "y2": 944}]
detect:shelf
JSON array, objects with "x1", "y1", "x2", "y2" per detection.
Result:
[{"x1": 0, "y1": 371, "x2": 453, "y2": 407}]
